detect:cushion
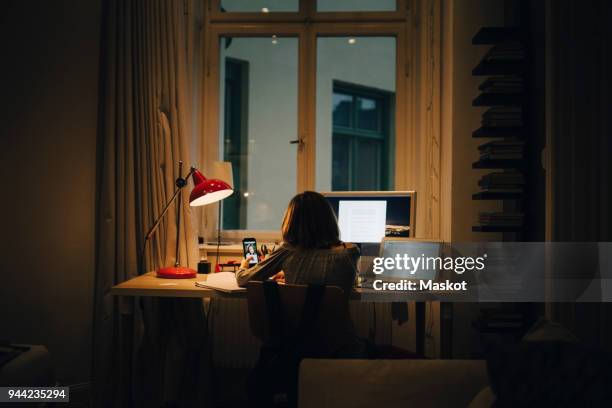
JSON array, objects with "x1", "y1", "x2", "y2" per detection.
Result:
[{"x1": 299, "y1": 359, "x2": 488, "y2": 408}]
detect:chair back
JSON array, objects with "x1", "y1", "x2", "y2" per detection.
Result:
[{"x1": 246, "y1": 281, "x2": 350, "y2": 351}]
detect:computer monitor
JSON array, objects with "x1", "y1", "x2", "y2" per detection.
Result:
[{"x1": 322, "y1": 191, "x2": 416, "y2": 244}]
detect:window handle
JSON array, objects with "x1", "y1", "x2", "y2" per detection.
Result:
[{"x1": 289, "y1": 138, "x2": 305, "y2": 146}]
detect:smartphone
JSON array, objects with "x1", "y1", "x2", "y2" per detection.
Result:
[{"x1": 242, "y1": 238, "x2": 259, "y2": 265}]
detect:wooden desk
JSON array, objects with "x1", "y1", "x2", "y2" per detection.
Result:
[
  {"x1": 111, "y1": 272, "x2": 444, "y2": 302},
  {"x1": 111, "y1": 272, "x2": 244, "y2": 298},
  {"x1": 111, "y1": 273, "x2": 448, "y2": 358}
]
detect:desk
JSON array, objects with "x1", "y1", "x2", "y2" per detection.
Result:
[
  {"x1": 111, "y1": 272, "x2": 444, "y2": 302},
  {"x1": 111, "y1": 272, "x2": 241, "y2": 298},
  {"x1": 112, "y1": 273, "x2": 450, "y2": 357}
]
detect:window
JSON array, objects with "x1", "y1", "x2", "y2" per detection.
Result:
[
  {"x1": 220, "y1": 0, "x2": 299, "y2": 13},
  {"x1": 219, "y1": 36, "x2": 299, "y2": 230},
  {"x1": 315, "y1": 36, "x2": 396, "y2": 192},
  {"x1": 205, "y1": 0, "x2": 413, "y2": 237},
  {"x1": 331, "y1": 82, "x2": 394, "y2": 191},
  {"x1": 317, "y1": 0, "x2": 397, "y2": 12},
  {"x1": 222, "y1": 58, "x2": 249, "y2": 229}
]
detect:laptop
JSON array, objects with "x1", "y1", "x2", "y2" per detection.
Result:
[{"x1": 358, "y1": 238, "x2": 444, "y2": 290}]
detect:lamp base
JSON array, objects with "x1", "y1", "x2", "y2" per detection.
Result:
[{"x1": 156, "y1": 266, "x2": 197, "y2": 279}]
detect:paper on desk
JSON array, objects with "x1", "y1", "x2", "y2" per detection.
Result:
[{"x1": 195, "y1": 272, "x2": 246, "y2": 293}]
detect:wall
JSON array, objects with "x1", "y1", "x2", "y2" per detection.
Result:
[{"x1": 0, "y1": 0, "x2": 101, "y2": 384}]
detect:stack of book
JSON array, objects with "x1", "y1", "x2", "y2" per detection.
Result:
[
  {"x1": 478, "y1": 140, "x2": 525, "y2": 161},
  {"x1": 479, "y1": 171, "x2": 524, "y2": 193},
  {"x1": 479, "y1": 76, "x2": 524, "y2": 94},
  {"x1": 478, "y1": 212, "x2": 524, "y2": 227},
  {"x1": 482, "y1": 107, "x2": 523, "y2": 128},
  {"x1": 483, "y1": 43, "x2": 525, "y2": 63}
]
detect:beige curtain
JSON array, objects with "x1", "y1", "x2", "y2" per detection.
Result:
[{"x1": 93, "y1": 0, "x2": 209, "y2": 406}]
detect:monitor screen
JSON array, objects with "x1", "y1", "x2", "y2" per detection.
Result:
[{"x1": 322, "y1": 192, "x2": 414, "y2": 244}]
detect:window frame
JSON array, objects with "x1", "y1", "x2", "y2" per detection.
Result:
[
  {"x1": 200, "y1": 0, "x2": 417, "y2": 241},
  {"x1": 209, "y1": 0, "x2": 410, "y2": 23}
]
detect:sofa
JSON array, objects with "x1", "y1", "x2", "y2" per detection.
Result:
[{"x1": 298, "y1": 359, "x2": 488, "y2": 408}]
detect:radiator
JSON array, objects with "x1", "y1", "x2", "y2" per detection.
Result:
[{"x1": 207, "y1": 299, "x2": 392, "y2": 369}]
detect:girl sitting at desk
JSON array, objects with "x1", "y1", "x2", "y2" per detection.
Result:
[
  {"x1": 236, "y1": 191, "x2": 359, "y2": 295},
  {"x1": 238, "y1": 192, "x2": 365, "y2": 405},
  {"x1": 237, "y1": 191, "x2": 366, "y2": 358}
]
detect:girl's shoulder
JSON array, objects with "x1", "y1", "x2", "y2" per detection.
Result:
[
  {"x1": 281, "y1": 241, "x2": 359, "y2": 253},
  {"x1": 331, "y1": 242, "x2": 359, "y2": 253}
]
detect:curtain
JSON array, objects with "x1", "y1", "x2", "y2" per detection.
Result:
[
  {"x1": 92, "y1": 0, "x2": 208, "y2": 406},
  {"x1": 547, "y1": 0, "x2": 612, "y2": 350}
]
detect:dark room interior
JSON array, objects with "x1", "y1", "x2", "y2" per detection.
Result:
[{"x1": 1, "y1": 0, "x2": 611, "y2": 407}]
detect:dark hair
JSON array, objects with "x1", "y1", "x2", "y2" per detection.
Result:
[{"x1": 281, "y1": 191, "x2": 341, "y2": 249}]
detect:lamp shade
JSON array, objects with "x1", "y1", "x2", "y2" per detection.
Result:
[
  {"x1": 210, "y1": 161, "x2": 234, "y2": 189},
  {"x1": 189, "y1": 168, "x2": 233, "y2": 206}
]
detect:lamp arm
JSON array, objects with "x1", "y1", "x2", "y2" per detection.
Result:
[{"x1": 143, "y1": 166, "x2": 195, "y2": 241}]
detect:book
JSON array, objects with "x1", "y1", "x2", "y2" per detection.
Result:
[
  {"x1": 483, "y1": 44, "x2": 526, "y2": 62},
  {"x1": 478, "y1": 140, "x2": 525, "y2": 151},
  {"x1": 479, "y1": 171, "x2": 525, "y2": 185},
  {"x1": 195, "y1": 272, "x2": 246, "y2": 293},
  {"x1": 480, "y1": 153, "x2": 523, "y2": 160},
  {"x1": 478, "y1": 211, "x2": 524, "y2": 226},
  {"x1": 479, "y1": 188, "x2": 524, "y2": 193},
  {"x1": 479, "y1": 76, "x2": 525, "y2": 94}
]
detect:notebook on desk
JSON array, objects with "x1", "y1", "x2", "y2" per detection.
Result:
[{"x1": 195, "y1": 272, "x2": 246, "y2": 293}]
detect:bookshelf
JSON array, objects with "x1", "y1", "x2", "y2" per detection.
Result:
[
  {"x1": 471, "y1": 61, "x2": 527, "y2": 76},
  {"x1": 472, "y1": 191, "x2": 523, "y2": 200},
  {"x1": 472, "y1": 126, "x2": 525, "y2": 138},
  {"x1": 471, "y1": 26, "x2": 524, "y2": 45},
  {"x1": 471, "y1": 26, "x2": 528, "y2": 234},
  {"x1": 468, "y1": 3, "x2": 547, "y2": 357}
]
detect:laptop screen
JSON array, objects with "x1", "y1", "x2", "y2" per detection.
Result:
[{"x1": 379, "y1": 240, "x2": 442, "y2": 281}]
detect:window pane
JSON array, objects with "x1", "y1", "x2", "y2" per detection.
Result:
[
  {"x1": 332, "y1": 93, "x2": 352, "y2": 127},
  {"x1": 354, "y1": 139, "x2": 381, "y2": 190},
  {"x1": 221, "y1": 0, "x2": 299, "y2": 13},
  {"x1": 332, "y1": 136, "x2": 350, "y2": 190},
  {"x1": 317, "y1": 0, "x2": 396, "y2": 12},
  {"x1": 220, "y1": 37, "x2": 298, "y2": 230},
  {"x1": 356, "y1": 96, "x2": 379, "y2": 131},
  {"x1": 316, "y1": 37, "x2": 396, "y2": 192}
]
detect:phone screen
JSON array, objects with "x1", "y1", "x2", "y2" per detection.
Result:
[{"x1": 243, "y1": 239, "x2": 259, "y2": 265}]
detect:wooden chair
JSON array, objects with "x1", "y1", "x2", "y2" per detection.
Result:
[
  {"x1": 246, "y1": 281, "x2": 351, "y2": 353},
  {"x1": 246, "y1": 281, "x2": 352, "y2": 407}
]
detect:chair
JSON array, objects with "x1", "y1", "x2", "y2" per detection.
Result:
[
  {"x1": 246, "y1": 281, "x2": 352, "y2": 407},
  {"x1": 247, "y1": 281, "x2": 351, "y2": 349}
]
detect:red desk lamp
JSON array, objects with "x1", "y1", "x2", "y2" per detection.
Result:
[{"x1": 143, "y1": 161, "x2": 233, "y2": 279}]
